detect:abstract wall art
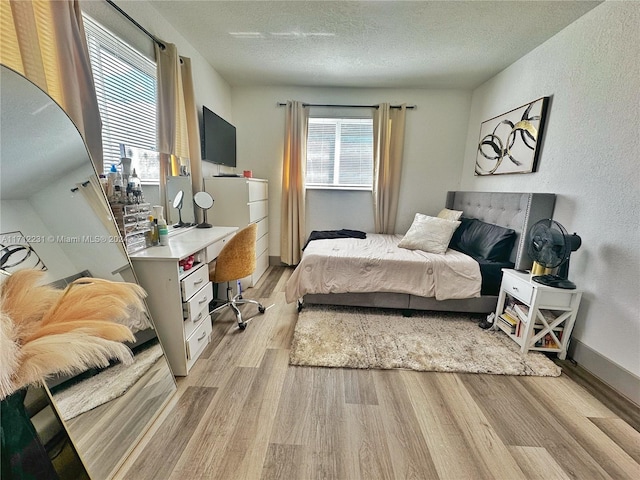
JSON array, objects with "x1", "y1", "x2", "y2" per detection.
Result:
[
  {"x1": 0, "y1": 231, "x2": 47, "y2": 274},
  {"x1": 475, "y1": 96, "x2": 549, "y2": 176}
]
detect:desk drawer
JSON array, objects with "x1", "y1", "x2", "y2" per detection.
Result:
[
  {"x1": 186, "y1": 316, "x2": 212, "y2": 361},
  {"x1": 205, "y1": 232, "x2": 234, "y2": 263},
  {"x1": 183, "y1": 281, "x2": 213, "y2": 320},
  {"x1": 249, "y1": 200, "x2": 268, "y2": 223},
  {"x1": 184, "y1": 301, "x2": 209, "y2": 339},
  {"x1": 180, "y1": 263, "x2": 209, "y2": 300},
  {"x1": 502, "y1": 273, "x2": 533, "y2": 304}
]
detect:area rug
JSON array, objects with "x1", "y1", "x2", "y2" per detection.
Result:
[
  {"x1": 53, "y1": 343, "x2": 164, "y2": 420},
  {"x1": 290, "y1": 305, "x2": 561, "y2": 377}
]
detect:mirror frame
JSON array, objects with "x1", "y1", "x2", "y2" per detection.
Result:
[{"x1": 0, "y1": 65, "x2": 176, "y2": 480}]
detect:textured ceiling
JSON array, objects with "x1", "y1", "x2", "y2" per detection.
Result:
[{"x1": 146, "y1": 0, "x2": 602, "y2": 89}]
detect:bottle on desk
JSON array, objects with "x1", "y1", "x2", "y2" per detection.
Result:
[
  {"x1": 157, "y1": 217, "x2": 168, "y2": 246},
  {"x1": 146, "y1": 215, "x2": 159, "y2": 246}
]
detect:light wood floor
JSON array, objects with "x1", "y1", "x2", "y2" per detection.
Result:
[
  {"x1": 62, "y1": 345, "x2": 176, "y2": 480},
  {"x1": 116, "y1": 266, "x2": 640, "y2": 480}
]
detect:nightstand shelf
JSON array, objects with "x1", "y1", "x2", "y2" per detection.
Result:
[{"x1": 494, "y1": 269, "x2": 583, "y2": 359}]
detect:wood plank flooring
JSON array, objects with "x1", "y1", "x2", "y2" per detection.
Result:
[{"x1": 115, "y1": 266, "x2": 640, "y2": 480}]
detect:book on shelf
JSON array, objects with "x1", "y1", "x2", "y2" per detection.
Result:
[
  {"x1": 499, "y1": 311, "x2": 518, "y2": 325},
  {"x1": 533, "y1": 327, "x2": 563, "y2": 348},
  {"x1": 513, "y1": 303, "x2": 530, "y2": 322},
  {"x1": 498, "y1": 313, "x2": 517, "y2": 334},
  {"x1": 504, "y1": 295, "x2": 529, "y2": 322},
  {"x1": 515, "y1": 320, "x2": 522, "y2": 337}
]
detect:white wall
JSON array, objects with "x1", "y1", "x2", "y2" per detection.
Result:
[
  {"x1": 231, "y1": 86, "x2": 471, "y2": 256},
  {"x1": 1, "y1": 164, "x2": 131, "y2": 284},
  {"x1": 460, "y1": 2, "x2": 640, "y2": 386},
  {"x1": 30, "y1": 165, "x2": 131, "y2": 281}
]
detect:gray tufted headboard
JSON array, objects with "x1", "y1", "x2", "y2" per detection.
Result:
[{"x1": 445, "y1": 191, "x2": 556, "y2": 270}]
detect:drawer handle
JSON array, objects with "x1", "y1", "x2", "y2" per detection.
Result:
[
  {"x1": 195, "y1": 312, "x2": 203, "y2": 321},
  {"x1": 512, "y1": 286, "x2": 519, "y2": 292},
  {"x1": 197, "y1": 332, "x2": 206, "y2": 342},
  {"x1": 193, "y1": 278, "x2": 204, "y2": 286},
  {"x1": 199, "y1": 296, "x2": 208, "y2": 305}
]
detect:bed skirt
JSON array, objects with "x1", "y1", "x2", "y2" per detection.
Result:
[{"x1": 303, "y1": 292, "x2": 498, "y2": 314}]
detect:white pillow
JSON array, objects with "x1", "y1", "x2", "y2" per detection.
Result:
[
  {"x1": 398, "y1": 213, "x2": 461, "y2": 254},
  {"x1": 437, "y1": 208, "x2": 463, "y2": 221}
]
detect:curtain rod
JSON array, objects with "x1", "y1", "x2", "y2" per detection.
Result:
[
  {"x1": 105, "y1": 0, "x2": 166, "y2": 50},
  {"x1": 277, "y1": 102, "x2": 416, "y2": 110}
]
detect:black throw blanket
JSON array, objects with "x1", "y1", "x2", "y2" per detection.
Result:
[{"x1": 302, "y1": 229, "x2": 367, "y2": 250}]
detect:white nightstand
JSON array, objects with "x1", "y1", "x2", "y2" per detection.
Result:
[{"x1": 494, "y1": 269, "x2": 583, "y2": 359}]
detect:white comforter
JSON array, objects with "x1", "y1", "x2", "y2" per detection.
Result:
[{"x1": 285, "y1": 234, "x2": 481, "y2": 303}]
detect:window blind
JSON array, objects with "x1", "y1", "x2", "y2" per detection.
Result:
[
  {"x1": 83, "y1": 14, "x2": 158, "y2": 180},
  {"x1": 306, "y1": 118, "x2": 373, "y2": 188}
]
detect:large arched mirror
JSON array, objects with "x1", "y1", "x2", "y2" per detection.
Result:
[{"x1": 0, "y1": 65, "x2": 177, "y2": 479}]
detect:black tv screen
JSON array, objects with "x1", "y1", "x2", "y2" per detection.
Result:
[{"x1": 202, "y1": 106, "x2": 236, "y2": 167}]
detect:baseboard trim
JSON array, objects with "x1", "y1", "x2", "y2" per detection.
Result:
[
  {"x1": 269, "y1": 255, "x2": 289, "y2": 266},
  {"x1": 568, "y1": 339, "x2": 640, "y2": 406}
]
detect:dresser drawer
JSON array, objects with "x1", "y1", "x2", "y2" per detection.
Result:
[
  {"x1": 180, "y1": 263, "x2": 209, "y2": 300},
  {"x1": 248, "y1": 180, "x2": 268, "y2": 202},
  {"x1": 249, "y1": 200, "x2": 268, "y2": 223},
  {"x1": 501, "y1": 272, "x2": 533, "y2": 304},
  {"x1": 255, "y1": 232, "x2": 268, "y2": 257},
  {"x1": 205, "y1": 232, "x2": 234, "y2": 263},
  {"x1": 253, "y1": 249, "x2": 269, "y2": 284},
  {"x1": 183, "y1": 281, "x2": 213, "y2": 320},
  {"x1": 255, "y1": 217, "x2": 268, "y2": 239},
  {"x1": 185, "y1": 316, "x2": 212, "y2": 361}
]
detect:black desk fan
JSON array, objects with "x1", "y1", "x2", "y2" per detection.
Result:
[{"x1": 527, "y1": 219, "x2": 582, "y2": 289}]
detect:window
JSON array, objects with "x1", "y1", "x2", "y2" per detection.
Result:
[
  {"x1": 83, "y1": 15, "x2": 158, "y2": 181},
  {"x1": 306, "y1": 117, "x2": 373, "y2": 189}
]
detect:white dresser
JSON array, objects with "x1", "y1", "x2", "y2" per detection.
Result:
[
  {"x1": 204, "y1": 177, "x2": 269, "y2": 287},
  {"x1": 130, "y1": 226, "x2": 237, "y2": 376}
]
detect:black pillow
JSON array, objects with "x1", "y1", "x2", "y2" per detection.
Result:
[
  {"x1": 455, "y1": 218, "x2": 516, "y2": 262},
  {"x1": 448, "y1": 217, "x2": 474, "y2": 250}
]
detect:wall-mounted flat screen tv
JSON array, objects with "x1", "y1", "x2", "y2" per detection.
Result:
[{"x1": 202, "y1": 106, "x2": 236, "y2": 167}]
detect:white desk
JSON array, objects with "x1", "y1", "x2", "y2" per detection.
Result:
[{"x1": 130, "y1": 226, "x2": 237, "y2": 375}]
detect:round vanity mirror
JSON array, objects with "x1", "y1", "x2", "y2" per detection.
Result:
[
  {"x1": 172, "y1": 190, "x2": 189, "y2": 228},
  {"x1": 172, "y1": 189, "x2": 184, "y2": 209},
  {"x1": 193, "y1": 191, "x2": 214, "y2": 228}
]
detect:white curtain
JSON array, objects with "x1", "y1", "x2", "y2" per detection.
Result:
[
  {"x1": 1, "y1": 0, "x2": 104, "y2": 172},
  {"x1": 372, "y1": 103, "x2": 407, "y2": 233},
  {"x1": 280, "y1": 101, "x2": 309, "y2": 265},
  {"x1": 180, "y1": 57, "x2": 204, "y2": 222},
  {"x1": 155, "y1": 42, "x2": 202, "y2": 219}
]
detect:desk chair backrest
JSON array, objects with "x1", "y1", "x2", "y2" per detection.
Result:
[{"x1": 210, "y1": 223, "x2": 257, "y2": 284}]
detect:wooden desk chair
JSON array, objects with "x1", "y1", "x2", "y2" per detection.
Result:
[{"x1": 209, "y1": 223, "x2": 265, "y2": 330}]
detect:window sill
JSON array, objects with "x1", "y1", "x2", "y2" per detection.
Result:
[{"x1": 306, "y1": 185, "x2": 372, "y2": 192}]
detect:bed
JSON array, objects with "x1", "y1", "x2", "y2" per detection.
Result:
[{"x1": 286, "y1": 191, "x2": 556, "y2": 314}]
